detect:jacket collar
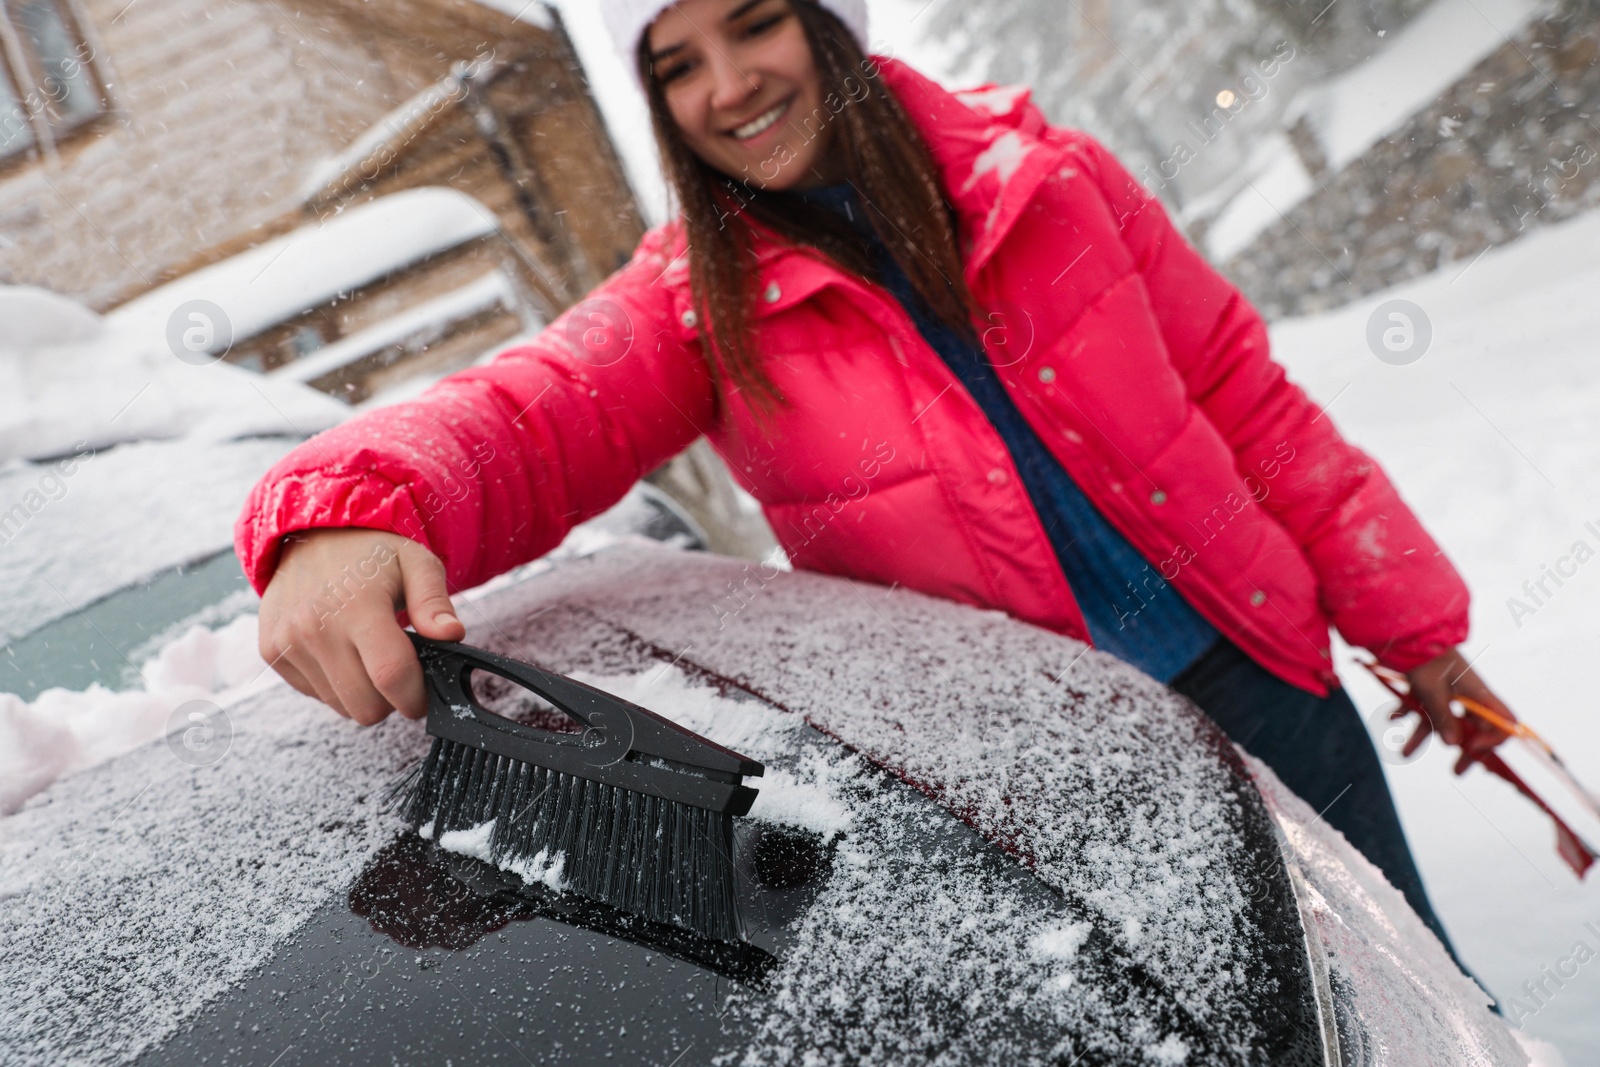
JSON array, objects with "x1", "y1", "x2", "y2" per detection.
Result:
[{"x1": 868, "y1": 55, "x2": 1062, "y2": 281}]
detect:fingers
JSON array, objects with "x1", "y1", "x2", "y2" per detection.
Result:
[
  {"x1": 1413, "y1": 685, "x2": 1462, "y2": 748},
  {"x1": 270, "y1": 613, "x2": 421, "y2": 725},
  {"x1": 1398, "y1": 649, "x2": 1522, "y2": 773},
  {"x1": 1451, "y1": 714, "x2": 1501, "y2": 774},
  {"x1": 285, "y1": 644, "x2": 350, "y2": 718},
  {"x1": 272, "y1": 656, "x2": 320, "y2": 703},
  {"x1": 1443, "y1": 663, "x2": 1517, "y2": 766},
  {"x1": 259, "y1": 628, "x2": 343, "y2": 715},
  {"x1": 1455, "y1": 716, "x2": 1507, "y2": 772},
  {"x1": 1401, "y1": 715, "x2": 1433, "y2": 758},
  {"x1": 256, "y1": 527, "x2": 460, "y2": 725},
  {"x1": 397, "y1": 541, "x2": 465, "y2": 642},
  {"x1": 1405, "y1": 652, "x2": 1464, "y2": 748},
  {"x1": 354, "y1": 618, "x2": 429, "y2": 720},
  {"x1": 317, "y1": 634, "x2": 398, "y2": 726},
  {"x1": 1456, "y1": 673, "x2": 1513, "y2": 718}
]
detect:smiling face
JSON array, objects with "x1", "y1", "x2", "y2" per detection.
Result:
[{"x1": 645, "y1": 0, "x2": 847, "y2": 191}]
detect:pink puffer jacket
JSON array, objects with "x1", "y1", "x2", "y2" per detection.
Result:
[{"x1": 234, "y1": 56, "x2": 1470, "y2": 696}]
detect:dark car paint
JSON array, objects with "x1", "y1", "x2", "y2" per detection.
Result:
[
  {"x1": 2, "y1": 529, "x2": 1361, "y2": 1066},
  {"x1": 137, "y1": 657, "x2": 1326, "y2": 1066}
]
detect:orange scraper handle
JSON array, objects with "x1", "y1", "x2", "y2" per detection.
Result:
[{"x1": 1357, "y1": 656, "x2": 1596, "y2": 880}]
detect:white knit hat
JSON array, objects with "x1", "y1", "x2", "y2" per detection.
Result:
[{"x1": 601, "y1": 0, "x2": 870, "y2": 89}]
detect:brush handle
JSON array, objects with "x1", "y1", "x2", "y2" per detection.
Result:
[{"x1": 406, "y1": 632, "x2": 762, "y2": 816}]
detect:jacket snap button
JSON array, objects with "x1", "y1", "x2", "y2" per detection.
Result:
[
  {"x1": 763, "y1": 281, "x2": 782, "y2": 303},
  {"x1": 1037, "y1": 366, "x2": 1056, "y2": 383},
  {"x1": 1250, "y1": 590, "x2": 1267, "y2": 606},
  {"x1": 987, "y1": 468, "x2": 1008, "y2": 485},
  {"x1": 681, "y1": 309, "x2": 698, "y2": 328},
  {"x1": 1150, "y1": 490, "x2": 1167, "y2": 505}
]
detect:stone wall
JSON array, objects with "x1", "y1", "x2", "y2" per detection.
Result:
[
  {"x1": 1225, "y1": 6, "x2": 1600, "y2": 319},
  {"x1": 923, "y1": 0, "x2": 1434, "y2": 212}
]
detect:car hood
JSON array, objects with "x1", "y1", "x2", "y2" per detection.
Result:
[{"x1": 0, "y1": 543, "x2": 1518, "y2": 1065}]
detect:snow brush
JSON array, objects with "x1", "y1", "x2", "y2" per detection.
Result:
[
  {"x1": 1359, "y1": 656, "x2": 1599, "y2": 878},
  {"x1": 386, "y1": 633, "x2": 764, "y2": 941}
]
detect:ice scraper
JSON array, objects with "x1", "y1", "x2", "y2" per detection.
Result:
[
  {"x1": 387, "y1": 632, "x2": 764, "y2": 940},
  {"x1": 1361, "y1": 656, "x2": 1599, "y2": 878}
]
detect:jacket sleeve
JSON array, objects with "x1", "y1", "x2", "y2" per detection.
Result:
[
  {"x1": 1057, "y1": 129, "x2": 1470, "y2": 673},
  {"x1": 233, "y1": 224, "x2": 717, "y2": 597}
]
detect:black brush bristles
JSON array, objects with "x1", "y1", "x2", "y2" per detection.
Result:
[
  {"x1": 387, "y1": 635, "x2": 761, "y2": 944},
  {"x1": 387, "y1": 734, "x2": 744, "y2": 942}
]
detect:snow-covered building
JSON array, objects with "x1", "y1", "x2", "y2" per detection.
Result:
[{"x1": 0, "y1": 0, "x2": 644, "y2": 400}]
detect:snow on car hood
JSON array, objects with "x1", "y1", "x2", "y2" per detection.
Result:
[
  {"x1": 460, "y1": 545, "x2": 1324, "y2": 1063},
  {"x1": 405, "y1": 659, "x2": 1241, "y2": 1064},
  {"x1": 0, "y1": 542, "x2": 1512, "y2": 1065}
]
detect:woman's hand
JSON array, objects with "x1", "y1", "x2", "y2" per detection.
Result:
[
  {"x1": 1403, "y1": 648, "x2": 1518, "y2": 773},
  {"x1": 257, "y1": 528, "x2": 466, "y2": 724}
]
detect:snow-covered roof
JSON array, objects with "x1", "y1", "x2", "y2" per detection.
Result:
[
  {"x1": 0, "y1": 286, "x2": 101, "y2": 351},
  {"x1": 108, "y1": 188, "x2": 499, "y2": 354},
  {"x1": 272, "y1": 270, "x2": 520, "y2": 385},
  {"x1": 0, "y1": 307, "x2": 349, "y2": 465},
  {"x1": 0, "y1": 187, "x2": 505, "y2": 465},
  {"x1": 1202, "y1": 0, "x2": 1544, "y2": 259}
]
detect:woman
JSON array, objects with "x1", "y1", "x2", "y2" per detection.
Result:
[{"x1": 238, "y1": 0, "x2": 1513, "y2": 978}]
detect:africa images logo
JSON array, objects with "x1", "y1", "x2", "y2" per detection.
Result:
[
  {"x1": 1366, "y1": 299, "x2": 1432, "y2": 366},
  {"x1": 165, "y1": 700, "x2": 233, "y2": 767}
]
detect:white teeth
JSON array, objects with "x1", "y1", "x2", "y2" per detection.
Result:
[{"x1": 732, "y1": 101, "x2": 788, "y2": 140}]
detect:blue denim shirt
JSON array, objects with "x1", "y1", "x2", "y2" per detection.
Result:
[{"x1": 793, "y1": 181, "x2": 1218, "y2": 681}]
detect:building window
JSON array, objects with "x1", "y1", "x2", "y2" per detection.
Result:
[
  {"x1": 0, "y1": 57, "x2": 33, "y2": 159},
  {"x1": 0, "y1": 0, "x2": 105, "y2": 163}
]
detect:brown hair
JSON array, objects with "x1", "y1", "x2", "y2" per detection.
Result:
[{"x1": 637, "y1": 0, "x2": 985, "y2": 415}]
